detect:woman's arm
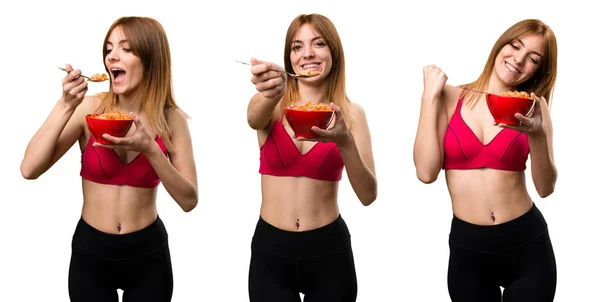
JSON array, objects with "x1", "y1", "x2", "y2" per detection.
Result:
[
  {"x1": 413, "y1": 65, "x2": 449, "y2": 184},
  {"x1": 508, "y1": 94, "x2": 557, "y2": 198},
  {"x1": 144, "y1": 109, "x2": 199, "y2": 212},
  {"x1": 338, "y1": 104, "x2": 377, "y2": 206},
  {"x1": 302, "y1": 103, "x2": 377, "y2": 206},
  {"x1": 247, "y1": 58, "x2": 286, "y2": 130},
  {"x1": 20, "y1": 65, "x2": 89, "y2": 179}
]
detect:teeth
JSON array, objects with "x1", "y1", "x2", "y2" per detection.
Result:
[
  {"x1": 505, "y1": 62, "x2": 520, "y2": 74},
  {"x1": 303, "y1": 63, "x2": 318, "y2": 68}
]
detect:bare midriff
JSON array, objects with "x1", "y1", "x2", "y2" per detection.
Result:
[
  {"x1": 260, "y1": 174, "x2": 339, "y2": 232},
  {"x1": 446, "y1": 169, "x2": 533, "y2": 225},
  {"x1": 81, "y1": 180, "x2": 158, "y2": 234}
]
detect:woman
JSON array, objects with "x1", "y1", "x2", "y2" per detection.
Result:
[
  {"x1": 413, "y1": 19, "x2": 558, "y2": 301},
  {"x1": 20, "y1": 17, "x2": 198, "y2": 302},
  {"x1": 245, "y1": 13, "x2": 377, "y2": 302}
]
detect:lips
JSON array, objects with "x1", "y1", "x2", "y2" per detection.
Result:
[
  {"x1": 301, "y1": 62, "x2": 321, "y2": 71},
  {"x1": 110, "y1": 68, "x2": 126, "y2": 84},
  {"x1": 504, "y1": 61, "x2": 521, "y2": 74}
]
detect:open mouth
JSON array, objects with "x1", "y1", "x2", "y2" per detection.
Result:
[{"x1": 110, "y1": 68, "x2": 126, "y2": 83}]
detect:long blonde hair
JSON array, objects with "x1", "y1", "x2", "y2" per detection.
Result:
[
  {"x1": 462, "y1": 19, "x2": 558, "y2": 108},
  {"x1": 96, "y1": 16, "x2": 182, "y2": 152},
  {"x1": 280, "y1": 14, "x2": 353, "y2": 125}
]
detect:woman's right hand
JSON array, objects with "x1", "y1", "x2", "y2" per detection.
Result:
[
  {"x1": 422, "y1": 64, "x2": 447, "y2": 102},
  {"x1": 250, "y1": 58, "x2": 286, "y2": 100},
  {"x1": 61, "y1": 64, "x2": 88, "y2": 109}
]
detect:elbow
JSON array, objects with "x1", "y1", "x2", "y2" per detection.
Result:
[
  {"x1": 416, "y1": 169, "x2": 438, "y2": 184},
  {"x1": 360, "y1": 195, "x2": 376, "y2": 207},
  {"x1": 20, "y1": 163, "x2": 40, "y2": 180},
  {"x1": 536, "y1": 170, "x2": 557, "y2": 199},
  {"x1": 359, "y1": 186, "x2": 378, "y2": 207},
  {"x1": 181, "y1": 190, "x2": 198, "y2": 213},
  {"x1": 182, "y1": 197, "x2": 198, "y2": 212},
  {"x1": 537, "y1": 184, "x2": 555, "y2": 199},
  {"x1": 247, "y1": 116, "x2": 265, "y2": 131}
]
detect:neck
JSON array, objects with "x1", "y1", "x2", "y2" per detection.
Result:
[
  {"x1": 487, "y1": 74, "x2": 514, "y2": 95},
  {"x1": 115, "y1": 94, "x2": 140, "y2": 114},
  {"x1": 297, "y1": 81, "x2": 328, "y2": 104}
]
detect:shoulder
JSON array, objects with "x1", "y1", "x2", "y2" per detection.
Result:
[
  {"x1": 167, "y1": 107, "x2": 188, "y2": 122},
  {"x1": 347, "y1": 102, "x2": 367, "y2": 123},
  {"x1": 345, "y1": 102, "x2": 369, "y2": 131},
  {"x1": 441, "y1": 85, "x2": 464, "y2": 112},
  {"x1": 166, "y1": 107, "x2": 192, "y2": 134},
  {"x1": 81, "y1": 94, "x2": 102, "y2": 113},
  {"x1": 72, "y1": 94, "x2": 102, "y2": 126}
]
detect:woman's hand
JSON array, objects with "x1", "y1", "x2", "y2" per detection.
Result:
[
  {"x1": 93, "y1": 113, "x2": 155, "y2": 154},
  {"x1": 422, "y1": 64, "x2": 447, "y2": 102},
  {"x1": 61, "y1": 64, "x2": 88, "y2": 109},
  {"x1": 250, "y1": 57, "x2": 287, "y2": 100},
  {"x1": 497, "y1": 92, "x2": 547, "y2": 137},
  {"x1": 296, "y1": 103, "x2": 351, "y2": 147}
]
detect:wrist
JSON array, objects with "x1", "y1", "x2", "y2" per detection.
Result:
[
  {"x1": 144, "y1": 139, "x2": 163, "y2": 157},
  {"x1": 56, "y1": 98, "x2": 78, "y2": 114},
  {"x1": 336, "y1": 131, "x2": 355, "y2": 149},
  {"x1": 528, "y1": 130, "x2": 547, "y2": 144}
]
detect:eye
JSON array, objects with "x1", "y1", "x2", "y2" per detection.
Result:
[
  {"x1": 529, "y1": 57, "x2": 539, "y2": 64},
  {"x1": 510, "y1": 43, "x2": 519, "y2": 50},
  {"x1": 314, "y1": 40, "x2": 327, "y2": 47},
  {"x1": 123, "y1": 48, "x2": 131, "y2": 52},
  {"x1": 292, "y1": 44, "x2": 302, "y2": 52},
  {"x1": 106, "y1": 48, "x2": 113, "y2": 54}
]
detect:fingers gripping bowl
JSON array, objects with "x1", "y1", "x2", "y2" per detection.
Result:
[
  {"x1": 486, "y1": 91, "x2": 536, "y2": 125},
  {"x1": 284, "y1": 102, "x2": 334, "y2": 138},
  {"x1": 85, "y1": 111, "x2": 133, "y2": 145}
]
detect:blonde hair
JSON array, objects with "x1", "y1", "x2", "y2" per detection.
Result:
[
  {"x1": 96, "y1": 16, "x2": 183, "y2": 152},
  {"x1": 280, "y1": 14, "x2": 353, "y2": 125},
  {"x1": 462, "y1": 19, "x2": 558, "y2": 108}
]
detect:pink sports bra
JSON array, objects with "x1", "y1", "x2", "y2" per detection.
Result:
[
  {"x1": 443, "y1": 97, "x2": 529, "y2": 171},
  {"x1": 80, "y1": 135, "x2": 168, "y2": 188},
  {"x1": 259, "y1": 120, "x2": 344, "y2": 181}
]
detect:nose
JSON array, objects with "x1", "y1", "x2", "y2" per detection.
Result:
[
  {"x1": 513, "y1": 51, "x2": 525, "y2": 66},
  {"x1": 302, "y1": 46, "x2": 314, "y2": 59},
  {"x1": 106, "y1": 50, "x2": 119, "y2": 62}
]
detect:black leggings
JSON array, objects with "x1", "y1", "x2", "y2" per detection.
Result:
[
  {"x1": 448, "y1": 203, "x2": 557, "y2": 302},
  {"x1": 68, "y1": 216, "x2": 173, "y2": 302},
  {"x1": 249, "y1": 215, "x2": 358, "y2": 302}
]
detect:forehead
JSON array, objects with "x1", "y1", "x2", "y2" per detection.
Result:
[
  {"x1": 516, "y1": 34, "x2": 545, "y2": 56},
  {"x1": 293, "y1": 23, "x2": 322, "y2": 41},
  {"x1": 107, "y1": 26, "x2": 127, "y2": 43}
]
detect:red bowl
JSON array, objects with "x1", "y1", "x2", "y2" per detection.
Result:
[
  {"x1": 85, "y1": 114, "x2": 133, "y2": 144},
  {"x1": 284, "y1": 108, "x2": 334, "y2": 138},
  {"x1": 486, "y1": 94, "x2": 535, "y2": 125}
]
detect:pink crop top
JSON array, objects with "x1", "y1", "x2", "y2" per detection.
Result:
[
  {"x1": 259, "y1": 120, "x2": 344, "y2": 181},
  {"x1": 443, "y1": 97, "x2": 529, "y2": 171},
  {"x1": 80, "y1": 135, "x2": 168, "y2": 188}
]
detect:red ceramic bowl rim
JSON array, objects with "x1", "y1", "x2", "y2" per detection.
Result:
[
  {"x1": 284, "y1": 107, "x2": 334, "y2": 113},
  {"x1": 86, "y1": 113, "x2": 133, "y2": 121}
]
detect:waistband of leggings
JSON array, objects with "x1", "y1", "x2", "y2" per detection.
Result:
[
  {"x1": 72, "y1": 215, "x2": 168, "y2": 260},
  {"x1": 251, "y1": 214, "x2": 351, "y2": 259},
  {"x1": 449, "y1": 203, "x2": 548, "y2": 253}
]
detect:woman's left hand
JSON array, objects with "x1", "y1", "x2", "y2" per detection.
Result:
[
  {"x1": 296, "y1": 103, "x2": 351, "y2": 146},
  {"x1": 93, "y1": 112, "x2": 155, "y2": 154},
  {"x1": 496, "y1": 92, "x2": 547, "y2": 137}
]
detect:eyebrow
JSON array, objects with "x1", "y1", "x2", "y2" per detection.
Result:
[
  {"x1": 105, "y1": 39, "x2": 129, "y2": 46},
  {"x1": 292, "y1": 36, "x2": 324, "y2": 44},
  {"x1": 515, "y1": 38, "x2": 543, "y2": 57}
]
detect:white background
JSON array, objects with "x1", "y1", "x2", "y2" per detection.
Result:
[{"x1": 1, "y1": 0, "x2": 597, "y2": 301}]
